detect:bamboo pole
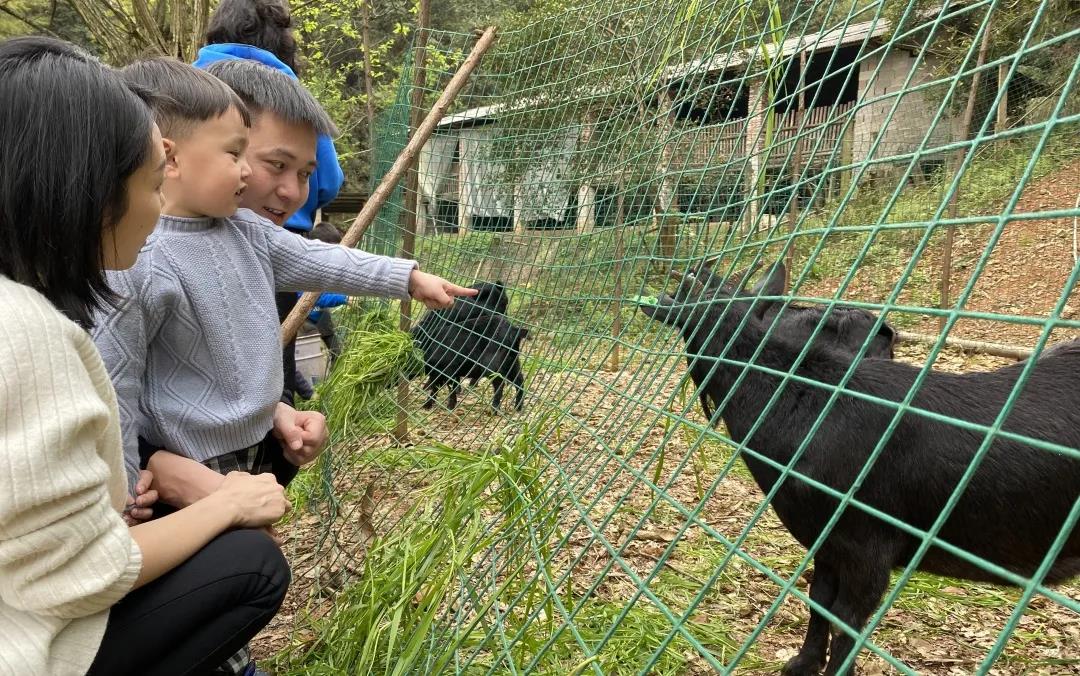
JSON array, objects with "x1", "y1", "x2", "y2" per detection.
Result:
[
  {"x1": 896, "y1": 331, "x2": 1032, "y2": 361},
  {"x1": 280, "y1": 26, "x2": 498, "y2": 344}
]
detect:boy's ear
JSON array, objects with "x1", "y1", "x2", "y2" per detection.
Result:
[{"x1": 162, "y1": 138, "x2": 181, "y2": 179}]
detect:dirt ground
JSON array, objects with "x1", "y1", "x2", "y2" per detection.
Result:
[{"x1": 258, "y1": 159, "x2": 1080, "y2": 674}]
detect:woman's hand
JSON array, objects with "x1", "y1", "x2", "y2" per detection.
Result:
[
  {"x1": 123, "y1": 469, "x2": 158, "y2": 526},
  {"x1": 210, "y1": 472, "x2": 290, "y2": 529}
]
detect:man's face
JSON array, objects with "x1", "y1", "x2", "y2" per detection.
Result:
[{"x1": 240, "y1": 110, "x2": 318, "y2": 225}]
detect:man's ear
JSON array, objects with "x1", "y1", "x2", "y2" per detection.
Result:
[{"x1": 162, "y1": 137, "x2": 180, "y2": 180}]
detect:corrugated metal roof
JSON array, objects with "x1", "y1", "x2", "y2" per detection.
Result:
[
  {"x1": 437, "y1": 17, "x2": 890, "y2": 128},
  {"x1": 667, "y1": 17, "x2": 890, "y2": 79}
]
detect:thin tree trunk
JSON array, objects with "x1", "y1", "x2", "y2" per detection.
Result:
[
  {"x1": 394, "y1": 0, "x2": 431, "y2": 442},
  {"x1": 361, "y1": 0, "x2": 378, "y2": 166},
  {"x1": 939, "y1": 17, "x2": 992, "y2": 331}
]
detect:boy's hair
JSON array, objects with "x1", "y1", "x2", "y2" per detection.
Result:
[
  {"x1": 0, "y1": 36, "x2": 156, "y2": 327},
  {"x1": 205, "y1": 0, "x2": 300, "y2": 75},
  {"x1": 204, "y1": 59, "x2": 337, "y2": 137},
  {"x1": 121, "y1": 57, "x2": 251, "y2": 139},
  {"x1": 310, "y1": 221, "x2": 342, "y2": 244}
]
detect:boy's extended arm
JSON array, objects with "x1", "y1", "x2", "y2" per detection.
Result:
[{"x1": 262, "y1": 219, "x2": 417, "y2": 299}]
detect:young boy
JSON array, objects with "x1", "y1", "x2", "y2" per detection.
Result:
[{"x1": 92, "y1": 58, "x2": 474, "y2": 503}]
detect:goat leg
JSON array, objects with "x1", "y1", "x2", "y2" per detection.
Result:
[
  {"x1": 783, "y1": 562, "x2": 839, "y2": 676},
  {"x1": 821, "y1": 563, "x2": 889, "y2": 675},
  {"x1": 423, "y1": 376, "x2": 440, "y2": 409},
  {"x1": 447, "y1": 379, "x2": 461, "y2": 410},
  {"x1": 512, "y1": 364, "x2": 525, "y2": 411},
  {"x1": 491, "y1": 375, "x2": 504, "y2": 411}
]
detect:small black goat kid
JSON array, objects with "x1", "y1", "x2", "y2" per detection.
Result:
[
  {"x1": 639, "y1": 262, "x2": 1080, "y2": 675},
  {"x1": 411, "y1": 280, "x2": 528, "y2": 411}
]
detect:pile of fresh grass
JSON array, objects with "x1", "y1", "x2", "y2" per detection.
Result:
[
  {"x1": 314, "y1": 305, "x2": 423, "y2": 438},
  {"x1": 273, "y1": 427, "x2": 555, "y2": 675}
]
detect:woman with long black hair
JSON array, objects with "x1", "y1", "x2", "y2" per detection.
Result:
[{"x1": 0, "y1": 36, "x2": 291, "y2": 676}]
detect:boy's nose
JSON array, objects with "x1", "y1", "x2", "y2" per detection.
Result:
[{"x1": 239, "y1": 157, "x2": 252, "y2": 180}]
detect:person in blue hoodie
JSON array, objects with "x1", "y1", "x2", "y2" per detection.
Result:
[
  {"x1": 293, "y1": 222, "x2": 348, "y2": 400},
  {"x1": 195, "y1": 0, "x2": 344, "y2": 232},
  {"x1": 194, "y1": 0, "x2": 347, "y2": 412}
]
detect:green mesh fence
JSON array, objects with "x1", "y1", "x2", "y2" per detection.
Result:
[{"x1": 273, "y1": 0, "x2": 1080, "y2": 673}]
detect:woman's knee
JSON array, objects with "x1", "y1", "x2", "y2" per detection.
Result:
[{"x1": 213, "y1": 528, "x2": 291, "y2": 609}]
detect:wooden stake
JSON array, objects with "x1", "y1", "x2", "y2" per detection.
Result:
[
  {"x1": 609, "y1": 181, "x2": 626, "y2": 371},
  {"x1": 996, "y1": 61, "x2": 1009, "y2": 132}
]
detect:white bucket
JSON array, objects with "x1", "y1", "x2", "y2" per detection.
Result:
[{"x1": 295, "y1": 331, "x2": 329, "y2": 385}]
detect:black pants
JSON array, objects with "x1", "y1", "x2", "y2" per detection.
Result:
[
  {"x1": 313, "y1": 312, "x2": 342, "y2": 364},
  {"x1": 87, "y1": 529, "x2": 290, "y2": 676}
]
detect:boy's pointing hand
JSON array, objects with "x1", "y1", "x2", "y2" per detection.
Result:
[{"x1": 408, "y1": 270, "x2": 479, "y2": 309}]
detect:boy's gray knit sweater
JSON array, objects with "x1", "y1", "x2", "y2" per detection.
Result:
[{"x1": 93, "y1": 209, "x2": 417, "y2": 491}]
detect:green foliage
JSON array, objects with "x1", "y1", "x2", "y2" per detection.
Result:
[
  {"x1": 274, "y1": 427, "x2": 558, "y2": 675},
  {"x1": 0, "y1": 0, "x2": 95, "y2": 47},
  {"x1": 884, "y1": 0, "x2": 1080, "y2": 120},
  {"x1": 314, "y1": 304, "x2": 422, "y2": 438}
]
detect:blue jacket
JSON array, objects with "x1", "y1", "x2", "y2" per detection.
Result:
[
  {"x1": 305, "y1": 292, "x2": 347, "y2": 324},
  {"x1": 193, "y1": 44, "x2": 345, "y2": 232}
]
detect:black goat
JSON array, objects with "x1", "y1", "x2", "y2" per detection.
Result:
[
  {"x1": 420, "y1": 314, "x2": 528, "y2": 410},
  {"x1": 411, "y1": 280, "x2": 528, "y2": 411},
  {"x1": 411, "y1": 280, "x2": 509, "y2": 355},
  {"x1": 682, "y1": 261, "x2": 895, "y2": 421},
  {"x1": 693, "y1": 260, "x2": 896, "y2": 360},
  {"x1": 639, "y1": 263, "x2": 1080, "y2": 675}
]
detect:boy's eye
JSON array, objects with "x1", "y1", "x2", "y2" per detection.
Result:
[
  {"x1": 228, "y1": 150, "x2": 241, "y2": 158},
  {"x1": 299, "y1": 170, "x2": 313, "y2": 181},
  {"x1": 267, "y1": 161, "x2": 285, "y2": 171}
]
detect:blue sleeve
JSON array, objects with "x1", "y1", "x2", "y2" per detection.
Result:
[
  {"x1": 314, "y1": 134, "x2": 345, "y2": 209},
  {"x1": 315, "y1": 293, "x2": 348, "y2": 309}
]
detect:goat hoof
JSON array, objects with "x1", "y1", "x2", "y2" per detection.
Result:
[
  {"x1": 782, "y1": 654, "x2": 825, "y2": 676},
  {"x1": 422, "y1": 400, "x2": 434, "y2": 410}
]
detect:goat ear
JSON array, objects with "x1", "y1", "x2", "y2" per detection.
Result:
[
  {"x1": 695, "y1": 260, "x2": 724, "y2": 289},
  {"x1": 733, "y1": 261, "x2": 763, "y2": 294},
  {"x1": 748, "y1": 262, "x2": 786, "y2": 319},
  {"x1": 672, "y1": 274, "x2": 707, "y2": 303}
]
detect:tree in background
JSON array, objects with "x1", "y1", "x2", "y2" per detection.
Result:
[
  {"x1": 0, "y1": 0, "x2": 95, "y2": 46},
  {"x1": 0, "y1": 0, "x2": 546, "y2": 189}
]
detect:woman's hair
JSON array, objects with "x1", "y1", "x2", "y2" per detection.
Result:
[
  {"x1": 205, "y1": 0, "x2": 300, "y2": 75},
  {"x1": 0, "y1": 37, "x2": 156, "y2": 327}
]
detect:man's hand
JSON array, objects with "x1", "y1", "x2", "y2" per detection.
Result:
[
  {"x1": 123, "y1": 469, "x2": 158, "y2": 526},
  {"x1": 408, "y1": 270, "x2": 478, "y2": 309},
  {"x1": 146, "y1": 451, "x2": 226, "y2": 509},
  {"x1": 273, "y1": 402, "x2": 329, "y2": 467}
]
